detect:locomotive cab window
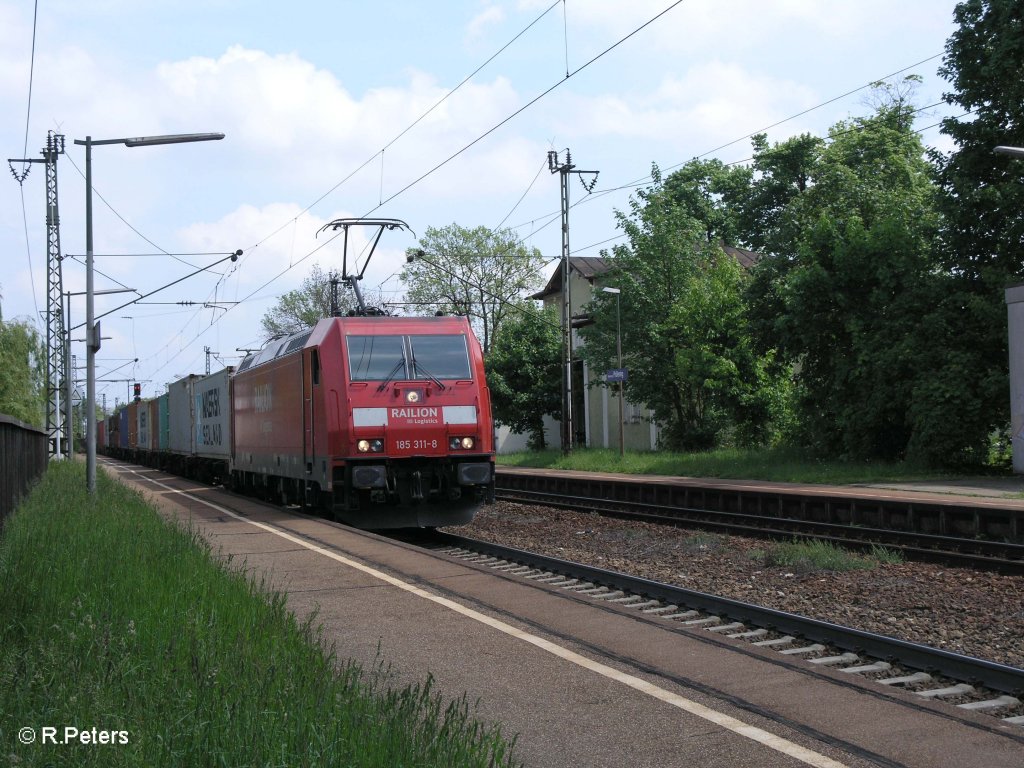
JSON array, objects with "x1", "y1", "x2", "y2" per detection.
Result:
[
  {"x1": 347, "y1": 335, "x2": 406, "y2": 381},
  {"x1": 409, "y1": 335, "x2": 471, "y2": 380},
  {"x1": 346, "y1": 334, "x2": 472, "y2": 381}
]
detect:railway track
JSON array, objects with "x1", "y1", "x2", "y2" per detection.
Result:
[
  {"x1": 107, "y1": 458, "x2": 1024, "y2": 732},
  {"x1": 494, "y1": 485, "x2": 1024, "y2": 573},
  {"x1": 426, "y1": 530, "x2": 1024, "y2": 729}
]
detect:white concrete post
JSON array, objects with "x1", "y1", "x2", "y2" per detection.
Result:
[{"x1": 1005, "y1": 283, "x2": 1024, "y2": 473}]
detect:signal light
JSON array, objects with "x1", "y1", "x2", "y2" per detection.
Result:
[{"x1": 133, "y1": 383, "x2": 141, "y2": 401}]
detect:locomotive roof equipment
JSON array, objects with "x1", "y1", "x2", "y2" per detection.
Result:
[{"x1": 316, "y1": 217, "x2": 413, "y2": 316}]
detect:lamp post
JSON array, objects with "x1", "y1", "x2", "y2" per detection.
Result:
[
  {"x1": 995, "y1": 146, "x2": 1024, "y2": 159},
  {"x1": 601, "y1": 286, "x2": 624, "y2": 458},
  {"x1": 74, "y1": 132, "x2": 224, "y2": 493}
]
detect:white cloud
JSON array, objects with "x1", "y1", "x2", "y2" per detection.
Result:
[
  {"x1": 549, "y1": 61, "x2": 817, "y2": 157},
  {"x1": 467, "y1": 5, "x2": 506, "y2": 42}
]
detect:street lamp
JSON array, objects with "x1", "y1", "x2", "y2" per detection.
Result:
[
  {"x1": 74, "y1": 132, "x2": 224, "y2": 493},
  {"x1": 601, "y1": 286, "x2": 624, "y2": 458},
  {"x1": 995, "y1": 146, "x2": 1024, "y2": 158}
]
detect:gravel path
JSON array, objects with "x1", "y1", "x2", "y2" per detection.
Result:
[{"x1": 457, "y1": 501, "x2": 1024, "y2": 670}]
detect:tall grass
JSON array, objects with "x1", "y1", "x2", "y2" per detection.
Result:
[
  {"x1": 749, "y1": 538, "x2": 904, "y2": 572},
  {"x1": 0, "y1": 462, "x2": 519, "y2": 767},
  {"x1": 497, "y1": 446, "x2": 954, "y2": 484}
]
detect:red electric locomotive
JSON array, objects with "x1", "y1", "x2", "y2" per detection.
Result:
[
  {"x1": 231, "y1": 314, "x2": 494, "y2": 527},
  {"x1": 230, "y1": 218, "x2": 494, "y2": 528}
]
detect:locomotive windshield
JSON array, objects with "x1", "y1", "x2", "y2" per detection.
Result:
[
  {"x1": 347, "y1": 335, "x2": 406, "y2": 380},
  {"x1": 347, "y1": 334, "x2": 471, "y2": 381}
]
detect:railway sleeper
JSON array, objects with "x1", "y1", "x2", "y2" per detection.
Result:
[{"x1": 957, "y1": 695, "x2": 1020, "y2": 712}]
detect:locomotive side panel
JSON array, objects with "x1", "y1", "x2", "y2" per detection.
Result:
[{"x1": 232, "y1": 353, "x2": 304, "y2": 481}]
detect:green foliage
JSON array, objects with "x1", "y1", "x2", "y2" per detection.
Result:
[
  {"x1": 751, "y1": 539, "x2": 876, "y2": 573},
  {"x1": 868, "y1": 545, "x2": 905, "y2": 565},
  {"x1": 662, "y1": 158, "x2": 752, "y2": 245},
  {"x1": 748, "y1": 100, "x2": 953, "y2": 462},
  {"x1": 0, "y1": 462, "x2": 520, "y2": 767},
  {"x1": 401, "y1": 224, "x2": 546, "y2": 354},
  {"x1": 580, "y1": 166, "x2": 785, "y2": 450},
  {"x1": 737, "y1": 132, "x2": 823, "y2": 257},
  {"x1": 496, "y1": 446, "x2": 948, "y2": 485},
  {"x1": 921, "y1": 0, "x2": 1024, "y2": 465},
  {"x1": 260, "y1": 264, "x2": 385, "y2": 339},
  {"x1": 0, "y1": 316, "x2": 45, "y2": 426},
  {"x1": 485, "y1": 305, "x2": 561, "y2": 450},
  {"x1": 261, "y1": 263, "x2": 337, "y2": 338}
]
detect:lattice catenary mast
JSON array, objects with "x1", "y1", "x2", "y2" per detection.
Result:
[{"x1": 8, "y1": 131, "x2": 67, "y2": 458}]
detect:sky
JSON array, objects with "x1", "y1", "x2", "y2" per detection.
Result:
[{"x1": 1, "y1": 0, "x2": 963, "y2": 408}]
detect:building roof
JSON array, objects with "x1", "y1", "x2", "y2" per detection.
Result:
[
  {"x1": 531, "y1": 256, "x2": 614, "y2": 300},
  {"x1": 721, "y1": 244, "x2": 760, "y2": 270},
  {"x1": 531, "y1": 245, "x2": 761, "y2": 300}
]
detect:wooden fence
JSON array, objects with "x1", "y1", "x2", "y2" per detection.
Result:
[{"x1": 0, "y1": 413, "x2": 48, "y2": 526}]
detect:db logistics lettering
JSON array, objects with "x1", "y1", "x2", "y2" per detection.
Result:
[
  {"x1": 391, "y1": 407, "x2": 439, "y2": 420},
  {"x1": 254, "y1": 383, "x2": 273, "y2": 413}
]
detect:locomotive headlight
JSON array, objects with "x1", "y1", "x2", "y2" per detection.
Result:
[
  {"x1": 357, "y1": 439, "x2": 371, "y2": 453},
  {"x1": 357, "y1": 439, "x2": 384, "y2": 453},
  {"x1": 461, "y1": 437, "x2": 474, "y2": 450},
  {"x1": 449, "y1": 436, "x2": 475, "y2": 450}
]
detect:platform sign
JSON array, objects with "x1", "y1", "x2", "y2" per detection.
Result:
[{"x1": 606, "y1": 368, "x2": 628, "y2": 383}]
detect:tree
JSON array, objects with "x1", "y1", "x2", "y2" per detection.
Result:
[
  {"x1": 750, "y1": 102, "x2": 944, "y2": 461},
  {"x1": 935, "y1": 0, "x2": 1024, "y2": 283},
  {"x1": 0, "y1": 316, "x2": 46, "y2": 426},
  {"x1": 579, "y1": 167, "x2": 779, "y2": 450},
  {"x1": 485, "y1": 305, "x2": 562, "y2": 450},
  {"x1": 737, "y1": 132, "x2": 823, "y2": 257},
  {"x1": 260, "y1": 264, "x2": 382, "y2": 339},
  {"x1": 923, "y1": 0, "x2": 1024, "y2": 464},
  {"x1": 662, "y1": 159, "x2": 752, "y2": 246},
  {"x1": 401, "y1": 224, "x2": 546, "y2": 354}
]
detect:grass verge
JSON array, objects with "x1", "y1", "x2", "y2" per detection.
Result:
[
  {"x1": 0, "y1": 462, "x2": 520, "y2": 767},
  {"x1": 749, "y1": 539, "x2": 904, "y2": 572},
  {"x1": 496, "y1": 446, "x2": 966, "y2": 485}
]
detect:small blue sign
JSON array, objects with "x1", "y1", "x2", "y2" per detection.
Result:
[{"x1": 606, "y1": 368, "x2": 628, "y2": 383}]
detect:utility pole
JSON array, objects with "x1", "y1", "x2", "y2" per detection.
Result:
[
  {"x1": 8, "y1": 132, "x2": 67, "y2": 458},
  {"x1": 548, "y1": 149, "x2": 598, "y2": 453},
  {"x1": 204, "y1": 346, "x2": 217, "y2": 375}
]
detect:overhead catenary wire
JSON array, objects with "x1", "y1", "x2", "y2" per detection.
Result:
[
  {"x1": 137, "y1": 12, "x2": 959, "y2": 386},
  {"x1": 137, "y1": 1, "x2": 569, "y2": 377},
  {"x1": 143, "y1": 44, "x2": 960, "y2": 384},
  {"x1": 184, "y1": 2, "x2": 691, "y2": 352},
  {"x1": 506, "y1": 55, "x2": 950, "y2": 235},
  {"x1": 238, "y1": 0, "x2": 564, "y2": 259},
  {"x1": 11, "y1": 0, "x2": 42, "y2": 323}
]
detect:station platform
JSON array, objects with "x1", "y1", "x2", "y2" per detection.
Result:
[{"x1": 108, "y1": 461, "x2": 1024, "y2": 768}]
